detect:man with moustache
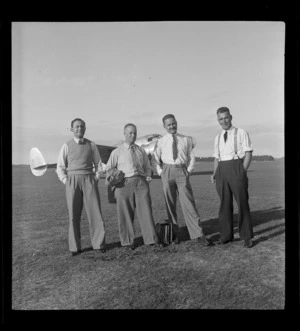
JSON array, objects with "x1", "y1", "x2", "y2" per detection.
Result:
[
  {"x1": 211, "y1": 107, "x2": 254, "y2": 248},
  {"x1": 152, "y1": 114, "x2": 214, "y2": 246},
  {"x1": 56, "y1": 118, "x2": 106, "y2": 256},
  {"x1": 105, "y1": 123, "x2": 159, "y2": 250}
]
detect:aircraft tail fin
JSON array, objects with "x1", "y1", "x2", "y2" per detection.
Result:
[{"x1": 29, "y1": 148, "x2": 48, "y2": 176}]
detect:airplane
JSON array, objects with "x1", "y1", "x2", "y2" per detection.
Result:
[{"x1": 29, "y1": 133, "x2": 163, "y2": 177}]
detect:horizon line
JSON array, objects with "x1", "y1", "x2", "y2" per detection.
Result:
[{"x1": 12, "y1": 155, "x2": 285, "y2": 166}]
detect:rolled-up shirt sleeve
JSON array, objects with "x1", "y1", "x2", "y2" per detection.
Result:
[
  {"x1": 56, "y1": 144, "x2": 68, "y2": 184},
  {"x1": 142, "y1": 149, "x2": 152, "y2": 177},
  {"x1": 187, "y1": 136, "x2": 196, "y2": 173},
  {"x1": 212, "y1": 135, "x2": 220, "y2": 159},
  {"x1": 105, "y1": 149, "x2": 118, "y2": 173},
  {"x1": 91, "y1": 142, "x2": 103, "y2": 179},
  {"x1": 152, "y1": 141, "x2": 163, "y2": 175},
  {"x1": 241, "y1": 130, "x2": 253, "y2": 153}
]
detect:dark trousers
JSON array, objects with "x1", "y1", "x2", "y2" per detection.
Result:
[{"x1": 215, "y1": 159, "x2": 253, "y2": 242}]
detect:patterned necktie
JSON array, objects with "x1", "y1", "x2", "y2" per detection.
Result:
[
  {"x1": 224, "y1": 131, "x2": 228, "y2": 143},
  {"x1": 172, "y1": 134, "x2": 178, "y2": 161},
  {"x1": 130, "y1": 145, "x2": 139, "y2": 169}
]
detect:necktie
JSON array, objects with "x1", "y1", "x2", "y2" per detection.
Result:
[
  {"x1": 130, "y1": 145, "x2": 139, "y2": 169},
  {"x1": 78, "y1": 140, "x2": 83, "y2": 144},
  {"x1": 172, "y1": 134, "x2": 178, "y2": 161},
  {"x1": 224, "y1": 131, "x2": 228, "y2": 143}
]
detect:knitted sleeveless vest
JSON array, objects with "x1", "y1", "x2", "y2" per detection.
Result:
[{"x1": 66, "y1": 139, "x2": 93, "y2": 175}]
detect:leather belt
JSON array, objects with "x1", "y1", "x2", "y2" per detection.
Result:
[{"x1": 163, "y1": 163, "x2": 186, "y2": 168}]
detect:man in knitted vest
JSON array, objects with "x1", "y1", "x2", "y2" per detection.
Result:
[{"x1": 56, "y1": 118, "x2": 106, "y2": 256}]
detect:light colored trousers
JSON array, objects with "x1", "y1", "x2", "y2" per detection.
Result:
[
  {"x1": 115, "y1": 176, "x2": 158, "y2": 246},
  {"x1": 66, "y1": 174, "x2": 106, "y2": 252},
  {"x1": 161, "y1": 164, "x2": 204, "y2": 239}
]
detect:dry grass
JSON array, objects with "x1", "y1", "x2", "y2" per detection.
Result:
[{"x1": 11, "y1": 161, "x2": 285, "y2": 310}]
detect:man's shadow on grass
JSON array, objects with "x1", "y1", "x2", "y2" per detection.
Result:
[
  {"x1": 103, "y1": 206, "x2": 284, "y2": 251},
  {"x1": 151, "y1": 171, "x2": 214, "y2": 179},
  {"x1": 179, "y1": 206, "x2": 285, "y2": 248},
  {"x1": 151, "y1": 170, "x2": 253, "y2": 179}
]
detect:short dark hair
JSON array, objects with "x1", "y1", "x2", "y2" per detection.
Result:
[
  {"x1": 162, "y1": 114, "x2": 176, "y2": 124},
  {"x1": 216, "y1": 107, "x2": 231, "y2": 115},
  {"x1": 71, "y1": 118, "x2": 85, "y2": 128},
  {"x1": 124, "y1": 123, "x2": 137, "y2": 131}
]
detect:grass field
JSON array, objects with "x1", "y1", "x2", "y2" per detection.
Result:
[{"x1": 12, "y1": 160, "x2": 285, "y2": 309}]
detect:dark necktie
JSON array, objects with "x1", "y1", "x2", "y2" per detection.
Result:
[
  {"x1": 78, "y1": 140, "x2": 83, "y2": 144},
  {"x1": 172, "y1": 134, "x2": 178, "y2": 161},
  {"x1": 130, "y1": 145, "x2": 139, "y2": 169},
  {"x1": 224, "y1": 131, "x2": 228, "y2": 143}
]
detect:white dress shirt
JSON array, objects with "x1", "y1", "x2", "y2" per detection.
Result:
[
  {"x1": 105, "y1": 142, "x2": 152, "y2": 178},
  {"x1": 213, "y1": 126, "x2": 253, "y2": 161},
  {"x1": 56, "y1": 137, "x2": 102, "y2": 184},
  {"x1": 152, "y1": 133, "x2": 196, "y2": 175}
]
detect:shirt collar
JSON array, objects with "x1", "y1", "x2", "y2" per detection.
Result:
[
  {"x1": 74, "y1": 137, "x2": 85, "y2": 144},
  {"x1": 166, "y1": 132, "x2": 178, "y2": 138},
  {"x1": 222, "y1": 126, "x2": 235, "y2": 134},
  {"x1": 124, "y1": 142, "x2": 137, "y2": 149}
]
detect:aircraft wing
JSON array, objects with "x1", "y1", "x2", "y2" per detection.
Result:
[
  {"x1": 29, "y1": 133, "x2": 162, "y2": 176},
  {"x1": 44, "y1": 145, "x2": 116, "y2": 170},
  {"x1": 29, "y1": 134, "x2": 162, "y2": 203},
  {"x1": 96, "y1": 144, "x2": 117, "y2": 164},
  {"x1": 97, "y1": 138, "x2": 161, "y2": 164}
]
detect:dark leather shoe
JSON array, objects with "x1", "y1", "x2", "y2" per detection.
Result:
[
  {"x1": 215, "y1": 239, "x2": 233, "y2": 245},
  {"x1": 71, "y1": 250, "x2": 81, "y2": 256},
  {"x1": 244, "y1": 239, "x2": 253, "y2": 248},
  {"x1": 94, "y1": 248, "x2": 106, "y2": 253},
  {"x1": 198, "y1": 236, "x2": 214, "y2": 246},
  {"x1": 152, "y1": 243, "x2": 166, "y2": 248},
  {"x1": 125, "y1": 244, "x2": 136, "y2": 250},
  {"x1": 172, "y1": 237, "x2": 179, "y2": 245}
]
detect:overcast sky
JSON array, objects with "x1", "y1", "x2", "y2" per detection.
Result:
[{"x1": 12, "y1": 21, "x2": 285, "y2": 164}]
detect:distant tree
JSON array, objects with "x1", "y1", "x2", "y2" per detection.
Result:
[
  {"x1": 195, "y1": 157, "x2": 215, "y2": 162},
  {"x1": 195, "y1": 155, "x2": 275, "y2": 162},
  {"x1": 252, "y1": 155, "x2": 274, "y2": 161}
]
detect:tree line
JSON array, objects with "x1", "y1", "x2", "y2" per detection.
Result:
[{"x1": 196, "y1": 155, "x2": 276, "y2": 162}]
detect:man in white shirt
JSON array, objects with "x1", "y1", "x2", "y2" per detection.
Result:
[
  {"x1": 56, "y1": 118, "x2": 106, "y2": 256},
  {"x1": 105, "y1": 123, "x2": 159, "y2": 250},
  {"x1": 152, "y1": 114, "x2": 214, "y2": 246},
  {"x1": 211, "y1": 107, "x2": 254, "y2": 248}
]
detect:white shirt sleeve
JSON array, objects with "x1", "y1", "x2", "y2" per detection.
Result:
[
  {"x1": 142, "y1": 149, "x2": 152, "y2": 177},
  {"x1": 105, "y1": 149, "x2": 118, "y2": 173},
  {"x1": 152, "y1": 140, "x2": 163, "y2": 175},
  {"x1": 187, "y1": 136, "x2": 196, "y2": 173},
  {"x1": 56, "y1": 144, "x2": 68, "y2": 184},
  {"x1": 213, "y1": 135, "x2": 220, "y2": 159},
  {"x1": 240, "y1": 129, "x2": 253, "y2": 153},
  {"x1": 91, "y1": 142, "x2": 103, "y2": 179}
]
